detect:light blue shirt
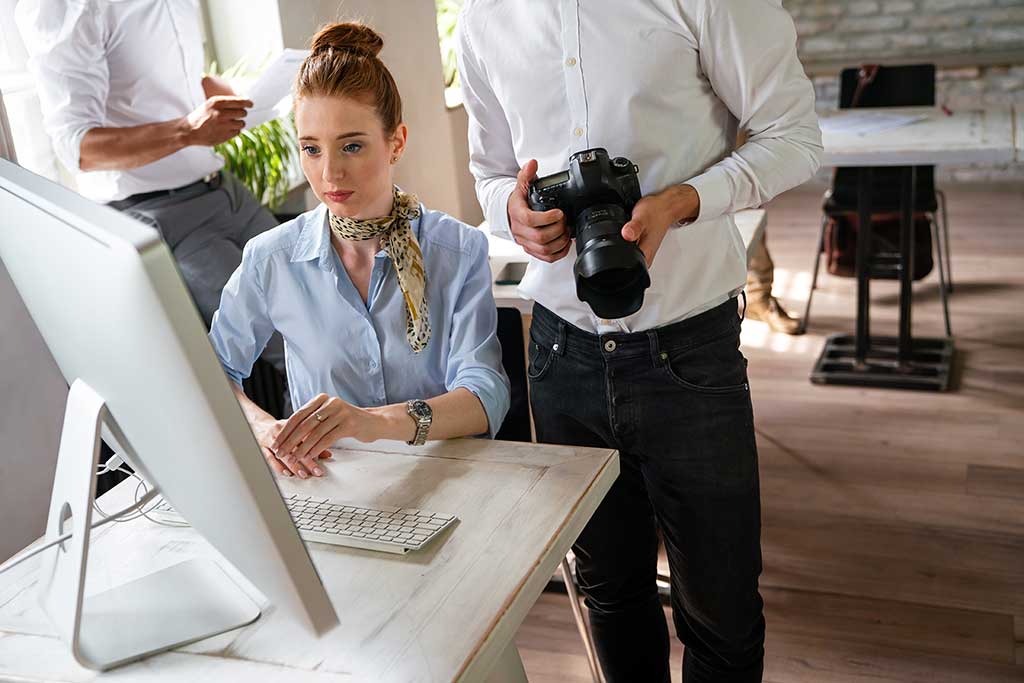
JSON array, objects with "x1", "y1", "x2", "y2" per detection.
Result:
[{"x1": 209, "y1": 203, "x2": 510, "y2": 439}]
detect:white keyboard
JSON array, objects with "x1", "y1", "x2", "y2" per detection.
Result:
[{"x1": 149, "y1": 493, "x2": 457, "y2": 555}]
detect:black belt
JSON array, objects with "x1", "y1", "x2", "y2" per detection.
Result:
[{"x1": 108, "y1": 171, "x2": 222, "y2": 210}]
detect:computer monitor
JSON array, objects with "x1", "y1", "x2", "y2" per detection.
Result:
[{"x1": 0, "y1": 158, "x2": 338, "y2": 669}]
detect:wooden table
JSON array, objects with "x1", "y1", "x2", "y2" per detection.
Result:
[
  {"x1": 0, "y1": 438, "x2": 618, "y2": 682},
  {"x1": 813, "y1": 105, "x2": 1018, "y2": 391}
]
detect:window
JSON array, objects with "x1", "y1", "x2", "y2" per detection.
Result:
[{"x1": 436, "y1": 0, "x2": 464, "y2": 108}]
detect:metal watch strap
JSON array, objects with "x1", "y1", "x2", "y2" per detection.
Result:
[{"x1": 406, "y1": 400, "x2": 432, "y2": 446}]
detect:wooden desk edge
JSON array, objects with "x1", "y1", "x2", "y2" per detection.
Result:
[{"x1": 456, "y1": 449, "x2": 620, "y2": 682}]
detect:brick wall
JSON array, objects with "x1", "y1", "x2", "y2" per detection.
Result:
[{"x1": 784, "y1": 0, "x2": 1024, "y2": 182}]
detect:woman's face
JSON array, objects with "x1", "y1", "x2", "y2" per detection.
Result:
[{"x1": 295, "y1": 94, "x2": 407, "y2": 219}]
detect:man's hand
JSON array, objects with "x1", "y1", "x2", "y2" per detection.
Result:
[
  {"x1": 507, "y1": 159, "x2": 572, "y2": 263},
  {"x1": 183, "y1": 96, "x2": 253, "y2": 147},
  {"x1": 621, "y1": 184, "x2": 701, "y2": 266},
  {"x1": 201, "y1": 74, "x2": 237, "y2": 99}
]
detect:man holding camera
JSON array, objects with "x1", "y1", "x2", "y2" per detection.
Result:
[{"x1": 457, "y1": 1, "x2": 821, "y2": 681}]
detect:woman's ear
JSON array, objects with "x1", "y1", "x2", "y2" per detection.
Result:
[{"x1": 390, "y1": 123, "x2": 408, "y2": 163}]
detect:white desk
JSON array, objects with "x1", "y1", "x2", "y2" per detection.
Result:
[
  {"x1": 486, "y1": 209, "x2": 768, "y2": 313},
  {"x1": 819, "y1": 105, "x2": 1016, "y2": 167},
  {"x1": 0, "y1": 438, "x2": 618, "y2": 682}
]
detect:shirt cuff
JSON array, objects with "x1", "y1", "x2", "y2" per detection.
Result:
[
  {"x1": 487, "y1": 179, "x2": 518, "y2": 241},
  {"x1": 58, "y1": 124, "x2": 98, "y2": 174},
  {"x1": 684, "y1": 167, "x2": 734, "y2": 224}
]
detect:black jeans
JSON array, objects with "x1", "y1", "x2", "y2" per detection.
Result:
[{"x1": 528, "y1": 299, "x2": 765, "y2": 683}]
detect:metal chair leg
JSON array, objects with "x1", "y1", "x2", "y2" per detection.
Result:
[
  {"x1": 561, "y1": 557, "x2": 604, "y2": 683},
  {"x1": 937, "y1": 189, "x2": 953, "y2": 293},
  {"x1": 931, "y1": 217, "x2": 952, "y2": 337},
  {"x1": 800, "y1": 215, "x2": 829, "y2": 334}
]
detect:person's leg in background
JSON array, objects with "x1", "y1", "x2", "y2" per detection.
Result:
[
  {"x1": 528, "y1": 305, "x2": 672, "y2": 683},
  {"x1": 123, "y1": 174, "x2": 286, "y2": 376},
  {"x1": 172, "y1": 172, "x2": 286, "y2": 375},
  {"x1": 745, "y1": 229, "x2": 802, "y2": 334}
]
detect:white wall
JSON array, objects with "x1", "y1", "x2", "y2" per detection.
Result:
[
  {"x1": 447, "y1": 103, "x2": 482, "y2": 225},
  {"x1": 0, "y1": 257, "x2": 66, "y2": 562},
  {"x1": 203, "y1": 0, "x2": 284, "y2": 71}
]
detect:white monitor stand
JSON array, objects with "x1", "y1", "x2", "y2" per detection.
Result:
[{"x1": 40, "y1": 379, "x2": 261, "y2": 670}]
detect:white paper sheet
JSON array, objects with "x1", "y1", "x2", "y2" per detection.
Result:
[
  {"x1": 820, "y1": 111, "x2": 929, "y2": 137},
  {"x1": 242, "y1": 49, "x2": 310, "y2": 128}
]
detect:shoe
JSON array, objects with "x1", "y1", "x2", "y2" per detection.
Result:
[{"x1": 746, "y1": 296, "x2": 803, "y2": 335}]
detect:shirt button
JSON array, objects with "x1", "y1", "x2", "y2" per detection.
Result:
[
  {"x1": 604, "y1": 340, "x2": 617, "y2": 353},
  {"x1": 369, "y1": 360, "x2": 378, "y2": 369},
  {"x1": 566, "y1": 57, "x2": 577, "y2": 66},
  {"x1": 574, "y1": 127, "x2": 584, "y2": 137}
]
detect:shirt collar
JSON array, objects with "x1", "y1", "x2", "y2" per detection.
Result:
[{"x1": 289, "y1": 202, "x2": 427, "y2": 269}]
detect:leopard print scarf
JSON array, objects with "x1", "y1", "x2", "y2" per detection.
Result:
[{"x1": 328, "y1": 187, "x2": 430, "y2": 353}]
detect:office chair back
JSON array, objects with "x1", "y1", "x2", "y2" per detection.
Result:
[{"x1": 495, "y1": 307, "x2": 532, "y2": 442}]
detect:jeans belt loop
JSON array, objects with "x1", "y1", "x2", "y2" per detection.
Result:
[{"x1": 648, "y1": 329, "x2": 665, "y2": 367}]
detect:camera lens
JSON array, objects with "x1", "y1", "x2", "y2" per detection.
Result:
[{"x1": 572, "y1": 204, "x2": 651, "y2": 318}]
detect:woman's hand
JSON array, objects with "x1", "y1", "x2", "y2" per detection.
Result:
[
  {"x1": 271, "y1": 394, "x2": 381, "y2": 478},
  {"x1": 251, "y1": 414, "x2": 333, "y2": 478}
]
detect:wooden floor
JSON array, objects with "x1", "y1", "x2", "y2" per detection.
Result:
[{"x1": 512, "y1": 184, "x2": 1024, "y2": 682}]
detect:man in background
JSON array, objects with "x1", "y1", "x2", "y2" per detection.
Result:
[{"x1": 16, "y1": 0, "x2": 282, "y2": 349}]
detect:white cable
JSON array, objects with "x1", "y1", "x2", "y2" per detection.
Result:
[
  {"x1": 4, "y1": 459, "x2": 189, "y2": 576},
  {"x1": 0, "y1": 487, "x2": 160, "y2": 577},
  {"x1": 91, "y1": 465, "x2": 187, "y2": 529}
]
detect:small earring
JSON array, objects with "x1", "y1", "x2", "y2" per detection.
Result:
[{"x1": 391, "y1": 156, "x2": 399, "y2": 164}]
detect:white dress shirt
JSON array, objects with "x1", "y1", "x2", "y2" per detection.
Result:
[
  {"x1": 457, "y1": 0, "x2": 823, "y2": 334},
  {"x1": 15, "y1": 0, "x2": 223, "y2": 202}
]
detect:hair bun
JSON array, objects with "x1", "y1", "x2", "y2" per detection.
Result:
[{"x1": 311, "y1": 22, "x2": 384, "y2": 58}]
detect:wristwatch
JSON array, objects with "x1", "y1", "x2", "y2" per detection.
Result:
[{"x1": 405, "y1": 399, "x2": 433, "y2": 446}]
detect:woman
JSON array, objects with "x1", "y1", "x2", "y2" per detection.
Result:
[{"x1": 209, "y1": 22, "x2": 510, "y2": 479}]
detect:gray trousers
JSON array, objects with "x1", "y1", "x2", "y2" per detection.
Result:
[{"x1": 110, "y1": 172, "x2": 285, "y2": 374}]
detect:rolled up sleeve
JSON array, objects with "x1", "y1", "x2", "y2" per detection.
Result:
[
  {"x1": 208, "y1": 242, "x2": 276, "y2": 387},
  {"x1": 456, "y1": 15, "x2": 519, "y2": 241},
  {"x1": 684, "y1": 0, "x2": 823, "y2": 223},
  {"x1": 15, "y1": 0, "x2": 110, "y2": 173},
  {"x1": 445, "y1": 230, "x2": 511, "y2": 439}
]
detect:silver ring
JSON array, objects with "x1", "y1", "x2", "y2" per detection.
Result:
[{"x1": 314, "y1": 411, "x2": 327, "y2": 423}]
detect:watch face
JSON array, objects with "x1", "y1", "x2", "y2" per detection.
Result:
[{"x1": 412, "y1": 401, "x2": 432, "y2": 419}]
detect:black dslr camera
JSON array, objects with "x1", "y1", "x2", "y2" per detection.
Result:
[{"x1": 528, "y1": 148, "x2": 651, "y2": 319}]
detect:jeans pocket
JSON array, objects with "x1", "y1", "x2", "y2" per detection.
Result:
[
  {"x1": 527, "y1": 335, "x2": 557, "y2": 382},
  {"x1": 660, "y1": 327, "x2": 749, "y2": 395}
]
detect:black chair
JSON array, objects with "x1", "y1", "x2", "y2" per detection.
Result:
[
  {"x1": 494, "y1": 307, "x2": 532, "y2": 442},
  {"x1": 243, "y1": 358, "x2": 288, "y2": 420},
  {"x1": 803, "y1": 64, "x2": 953, "y2": 336}
]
